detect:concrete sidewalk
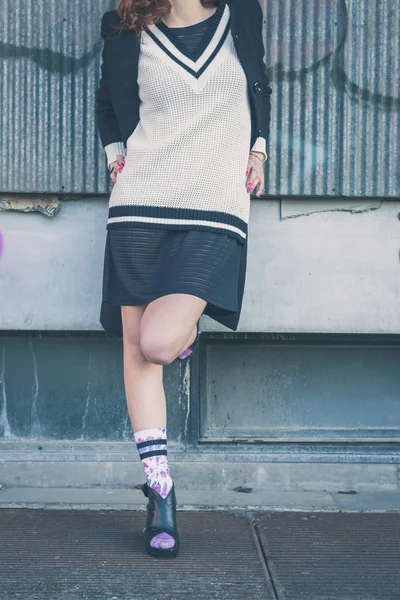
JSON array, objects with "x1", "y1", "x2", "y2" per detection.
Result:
[{"x1": 0, "y1": 489, "x2": 399, "y2": 600}]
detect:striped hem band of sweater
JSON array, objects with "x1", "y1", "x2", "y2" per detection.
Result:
[{"x1": 106, "y1": 205, "x2": 248, "y2": 241}]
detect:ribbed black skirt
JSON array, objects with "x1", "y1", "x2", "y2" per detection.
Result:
[{"x1": 100, "y1": 227, "x2": 247, "y2": 336}]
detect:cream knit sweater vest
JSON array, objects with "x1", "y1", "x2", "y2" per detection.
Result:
[{"x1": 106, "y1": 2, "x2": 266, "y2": 242}]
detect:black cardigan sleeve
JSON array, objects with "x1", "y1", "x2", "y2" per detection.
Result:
[
  {"x1": 252, "y1": 0, "x2": 272, "y2": 144},
  {"x1": 95, "y1": 13, "x2": 123, "y2": 148}
]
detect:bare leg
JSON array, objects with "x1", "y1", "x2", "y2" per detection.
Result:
[
  {"x1": 121, "y1": 304, "x2": 166, "y2": 432},
  {"x1": 121, "y1": 294, "x2": 206, "y2": 552},
  {"x1": 140, "y1": 293, "x2": 207, "y2": 365},
  {"x1": 122, "y1": 304, "x2": 173, "y2": 550}
]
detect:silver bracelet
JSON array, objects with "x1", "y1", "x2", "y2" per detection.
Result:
[{"x1": 250, "y1": 151, "x2": 264, "y2": 162}]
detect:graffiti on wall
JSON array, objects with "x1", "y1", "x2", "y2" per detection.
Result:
[{"x1": 262, "y1": 0, "x2": 399, "y2": 111}]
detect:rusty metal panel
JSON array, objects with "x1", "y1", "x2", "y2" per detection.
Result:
[
  {"x1": 200, "y1": 340, "x2": 400, "y2": 442},
  {"x1": 0, "y1": 333, "x2": 190, "y2": 443},
  {"x1": 0, "y1": 0, "x2": 399, "y2": 196}
]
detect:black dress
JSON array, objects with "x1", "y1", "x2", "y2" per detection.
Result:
[{"x1": 100, "y1": 16, "x2": 248, "y2": 337}]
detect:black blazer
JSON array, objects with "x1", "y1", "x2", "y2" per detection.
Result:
[{"x1": 96, "y1": 0, "x2": 272, "y2": 153}]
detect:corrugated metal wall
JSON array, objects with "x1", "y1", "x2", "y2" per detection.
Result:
[
  {"x1": 0, "y1": 0, "x2": 113, "y2": 194},
  {"x1": 0, "y1": 0, "x2": 399, "y2": 196}
]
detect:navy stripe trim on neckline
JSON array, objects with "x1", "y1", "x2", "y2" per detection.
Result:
[
  {"x1": 145, "y1": 18, "x2": 231, "y2": 80},
  {"x1": 155, "y1": 0, "x2": 226, "y2": 62}
]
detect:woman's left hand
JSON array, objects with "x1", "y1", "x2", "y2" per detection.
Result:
[{"x1": 246, "y1": 151, "x2": 265, "y2": 197}]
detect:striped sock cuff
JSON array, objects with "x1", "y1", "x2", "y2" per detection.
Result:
[
  {"x1": 138, "y1": 448, "x2": 168, "y2": 460},
  {"x1": 134, "y1": 427, "x2": 168, "y2": 460},
  {"x1": 136, "y1": 438, "x2": 167, "y2": 450}
]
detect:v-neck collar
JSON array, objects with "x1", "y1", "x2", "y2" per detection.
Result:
[
  {"x1": 143, "y1": 3, "x2": 231, "y2": 93},
  {"x1": 154, "y1": 1, "x2": 226, "y2": 62}
]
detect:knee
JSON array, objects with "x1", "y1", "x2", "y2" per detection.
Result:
[
  {"x1": 122, "y1": 325, "x2": 148, "y2": 365},
  {"x1": 121, "y1": 308, "x2": 143, "y2": 353},
  {"x1": 140, "y1": 331, "x2": 176, "y2": 366},
  {"x1": 123, "y1": 328, "x2": 140, "y2": 349}
]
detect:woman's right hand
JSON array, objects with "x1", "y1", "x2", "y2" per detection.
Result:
[{"x1": 109, "y1": 153, "x2": 126, "y2": 183}]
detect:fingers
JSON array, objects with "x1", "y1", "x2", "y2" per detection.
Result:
[
  {"x1": 247, "y1": 172, "x2": 265, "y2": 196},
  {"x1": 109, "y1": 164, "x2": 118, "y2": 183},
  {"x1": 250, "y1": 175, "x2": 260, "y2": 193},
  {"x1": 246, "y1": 156, "x2": 265, "y2": 197},
  {"x1": 255, "y1": 171, "x2": 265, "y2": 197},
  {"x1": 109, "y1": 154, "x2": 126, "y2": 183},
  {"x1": 116, "y1": 154, "x2": 125, "y2": 170}
]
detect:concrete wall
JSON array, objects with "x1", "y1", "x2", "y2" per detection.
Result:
[
  {"x1": 1, "y1": 199, "x2": 399, "y2": 333},
  {"x1": 1, "y1": 200, "x2": 399, "y2": 492}
]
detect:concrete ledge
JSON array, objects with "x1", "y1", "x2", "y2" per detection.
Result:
[
  {"x1": 0, "y1": 487, "x2": 399, "y2": 513},
  {"x1": 0, "y1": 458, "x2": 398, "y2": 493}
]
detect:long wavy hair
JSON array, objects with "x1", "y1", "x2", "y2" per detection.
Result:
[{"x1": 117, "y1": 0, "x2": 220, "y2": 38}]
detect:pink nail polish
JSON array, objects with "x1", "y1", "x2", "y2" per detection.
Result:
[
  {"x1": 120, "y1": 162, "x2": 125, "y2": 167},
  {"x1": 245, "y1": 170, "x2": 249, "y2": 175}
]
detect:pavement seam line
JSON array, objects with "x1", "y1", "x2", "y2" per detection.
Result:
[
  {"x1": 247, "y1": 511, "x2": 282, "y2": 600},
  {"x1": 248, "y1": 512, "x2": 286, "y2": 600}
]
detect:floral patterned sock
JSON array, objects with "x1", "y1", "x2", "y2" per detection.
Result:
[{"x1": 134, "y1": 427, "x2": 175, "y2": 550}]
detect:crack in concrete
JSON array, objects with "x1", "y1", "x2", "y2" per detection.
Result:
[
  {"x1": 182, "y1": 362, "x2": 191, "y2": 444},
  {"x1": 0, "y1": 344, "x2": 17, "y2": 440},
  {"x1": 80, "y1": 351, "x2": 97, "y2": 441},
  {"x1": 281, "y1": 199, "x2": 383, "y2": 220},
  {"x1": 29, "y1": 341, "x2": 42, "y2": 438},
  {"x1": 122, "y1": 410, "x2": 131, "y2": 442}
]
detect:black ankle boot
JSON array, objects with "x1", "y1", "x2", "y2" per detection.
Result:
[{"x1": 141, "y1": 482, "x2": 180, "y2": 558}]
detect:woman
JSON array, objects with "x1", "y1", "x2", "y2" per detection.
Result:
[{"x1": 96, "y1": 0, "x2": 271, "y2": 558}]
